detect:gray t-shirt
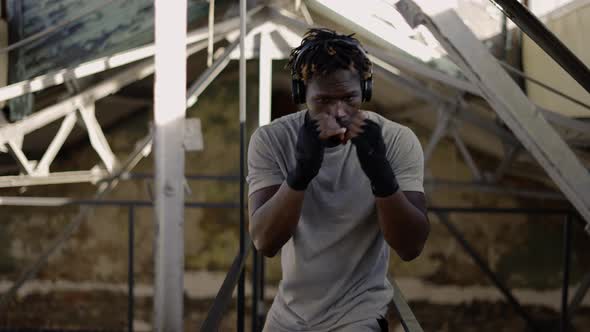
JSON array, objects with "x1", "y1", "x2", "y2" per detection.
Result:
[{"x1": 247, "y1": 110, "x2": 424, "y2": 331}]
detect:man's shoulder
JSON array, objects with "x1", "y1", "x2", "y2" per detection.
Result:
[
  {"x1": 258, "y1": 111, "x2": 304, "y2": 134},
  {"x1": 250, "y1": 111, "x2": 304, "y2": 148}
]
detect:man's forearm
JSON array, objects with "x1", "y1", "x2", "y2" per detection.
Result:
[
  {"x1": 249, "y1": 182, "x2": 305, "y2": 257},
  {"x1": 375, "y1": 191, "x2": 429, "y2": 261}
]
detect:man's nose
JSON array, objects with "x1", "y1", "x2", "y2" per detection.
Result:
[
  {"x1": 328, "y1": 101, "x2": 346, "y2": 117},
  {"x1": 336, "y1": 108, "x2": 347, "y2": 118}
]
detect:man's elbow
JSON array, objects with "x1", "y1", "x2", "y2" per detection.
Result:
[
  {"x1": 397, "y1": 247, "x2": 424, "y2": 261},
  {"x1": 252, "y1": 237, "x2": 280, "y2": 257},
  {"x1": 395, "y1": 227, "x2": 430, "y2": 261},
  {"x1": 250, "y1": 224, "x2": 280, "y2": 257}
]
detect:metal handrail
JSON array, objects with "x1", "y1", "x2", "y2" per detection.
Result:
[
  {"x1": 391, "y1": 279, "x2": 424, "y2": 332},
  {"x1": 199, "y1": 238, "x2": 252, "y2": 331}
]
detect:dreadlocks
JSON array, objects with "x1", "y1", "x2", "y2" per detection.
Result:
[{"x1": 287, "y1": 28, "x2": 372, "y2": 83}]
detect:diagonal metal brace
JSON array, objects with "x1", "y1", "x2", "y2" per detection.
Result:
[{"x1": 396, "y1": 0, "x2": 590, "y2": 229}]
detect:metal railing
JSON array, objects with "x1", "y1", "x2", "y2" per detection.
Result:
[
  {"x1": 428, "y1": 207, "x2": 586, "y2": 332},
  {"x1": 4, "y1": 193, "x2": 586, "y2": 331},
  {"x1": 198, "y1": 205, "x2": 586, "y2": 332}
]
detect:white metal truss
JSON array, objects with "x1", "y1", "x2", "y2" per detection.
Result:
[
  {"x1": 0, "y1": 7, "x2": 263, "y2": 104},
  {"x1": 34, "y1": 112, "x2": 77, "y2": 176},
  {"x1": 1, "y1": 4, "x2": 588, "y2": 205},
  {"x1": 0, "y1": 8, "x2": 275, "y2": 307},
  {"x1": 0, "y1": 24, "x2": 247, "y2": 187},
  {"x1": 77, "y1": 101, "x2": 119, "y2": 172},
  {"x1": 395, "y1": 0, "x2": 590, "y2": 228}
]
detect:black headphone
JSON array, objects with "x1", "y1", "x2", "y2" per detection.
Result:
[{"x1": 291, "y1": 39, "x2": 373, "y2": 105}]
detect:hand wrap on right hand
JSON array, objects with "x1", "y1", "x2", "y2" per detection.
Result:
[{"x1": 287, "y1": 112, "x2": 324, "y2": 191}]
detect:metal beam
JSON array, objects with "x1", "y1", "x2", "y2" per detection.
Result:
[
  {"x1": 0, "y1": 169, "x2": 108, "y2": 188},
  {"x1": 451, "y1": 127, "x2": 483, "y2": 181},
  {"x1": 299, "y1": 1, "x2": 315, "y2": 25},
  {"x1": 424, "y1": 179, "x2": 565, "y2": 200},
  {"x1": 492, "y1": 144, "x2": 521, "y2": 183},
  {"x1": 498, "y1": 60, "x2": 590, "y2": 112},
  {"x1": 269, "y1": 7, "x2": 590, "y2": 137},
  {"x1": 568, "y1": 270, "x2": 590, "y2": 319},
  {"x1": 238, "y1": 0, "x2": 248, "y2": 330},
  {"x1": 434, "y1": 212, "x2": 539, "y2": 331},
  {"x1": 561, "y1": 214, "x2": 572, "y2": 332},
  {"x1": 0, "y1": 33, "x2": 231, "y2": 147},
  {"x1": 0, "y1": 8, "x2": 263, "y2": 103},
  {"x1": 0, "y1": 32, "x2": 233, "y2": 188},
  {"x1": 373, "y1": 60, "x2": 519, "y2": 146},
  {"x1": 35, "y1": 112, "x2": 78, "y2": 176},
  {"x1": 153, "y1": 0, "x2": 187, "y2": 329},
  {"x1": 0, "y1": 60, "x2": 154, "y2": 147},
  {"x1": 186, "y1": 38, "x2": 240, "y2": 108},
  {"x1": 423, "y1": 105, "x2": 454, "y2": 164},
  {"x1": 396, "y1": 0, "x2": 590, "y2": 227},
  {"x1": 390, "y1": 279, "x2": 424, "y2": 332},
  {"x1": 207, "y1": 0, "x2": 215, "y2": 67},
  {"x1": 490, "y1": 0, "x2": 590, "y2": 93},
  {"x1": 372, "y1": 38, "x2": 590, "y2": 137},
  {"x1": 0, "y1": 23, "x2": 234, "y2": 188},
  {"x1": 258, "y1": 31, "x2": 273, "y2": 127},
  {"x1": 77, "y1": 102, "x2": 119, "y2": 172},
  {"x1": 6, "y1": 140, "x2": 35, "y2": 175},
  {"x1": 372, "y1": 59, "x2": 450, "y2": 105},
  {"x1": 374, "y1": 40, "x2": 590, "y2": 136}
]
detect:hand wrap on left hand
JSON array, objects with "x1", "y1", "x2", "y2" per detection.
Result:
[{"x1": 351, "y1": 119, "x2": 399, "y2": 197}]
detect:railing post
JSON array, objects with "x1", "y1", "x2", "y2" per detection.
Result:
[
  {"x1": 252, "y1": 248, "x2": 260, "y2": 332},
  {"x1": 435, "y1": 212, "x2": 538, "y2": 331},
  {"x1": 561, "y1": 213, "x2": 572, "y2": 332},
  {"x1": 237, "y1": 0, "x2": 247, "y2": 330},
  {"x1": 128, "y1": 205, "x2": 135, "y2": 332},
  {"x1": 259, "y1": 253, "x2": 266, "y2": 328}
]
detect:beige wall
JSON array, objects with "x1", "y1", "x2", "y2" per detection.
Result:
[{"x1": 523, "y1": 1, "x2": 590, "y2": 117}]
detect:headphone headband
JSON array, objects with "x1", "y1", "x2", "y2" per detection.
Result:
[
  {"x1": 292, "y1": 39, "x2": 372, "y2": 79},
  {"x1": 290, "y1": 38, "x2": 373, "y2": 104}
]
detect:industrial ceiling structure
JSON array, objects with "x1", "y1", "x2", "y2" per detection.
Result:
[{"x1": 0, "y1": 0, "x2": 589, "y2": 331}]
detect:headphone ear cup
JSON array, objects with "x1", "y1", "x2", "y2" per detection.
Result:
[
  {"x1": 297, "y1": 80, "x2": 306, "y2": 104},
  {"x1": 292, "y1": 79, "x2": 306, "y2": 104},
  {"x1": 362, "y1": 78, "x2": 373, "y2": 102},
  {"x1": 291, "y1": 79, "x2": 299, "y2": 104}
]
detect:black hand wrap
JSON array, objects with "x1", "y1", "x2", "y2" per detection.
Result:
[
  {"x1": 352, "y1": 119, "x2": 399, "y2": 197},
  {"x1": 287, "y1": 112, "x2": 324, "y2": 191}
]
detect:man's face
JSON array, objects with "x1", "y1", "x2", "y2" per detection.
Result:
[
  {"x1": 304, "y1": 68, "x2": 363, "y2": 146},
  {"x1": 305, "y1": 68, "x2": 363, "y2": 125}
]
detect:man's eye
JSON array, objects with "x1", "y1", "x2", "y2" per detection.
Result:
[{"x1": 317, "y1": 98, "x2": 329, "y2": 104}]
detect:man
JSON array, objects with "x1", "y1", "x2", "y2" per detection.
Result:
[{"x1": 246, "y1": 28, "x2": 429, "y2": 332}]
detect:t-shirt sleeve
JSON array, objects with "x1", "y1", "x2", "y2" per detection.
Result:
[
  {"x1": 387, "y1": 126, "x2": 424, "y2": 193},
  {"x1": 246, "y1": 127, "x2": 285, "y2": 196}
]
